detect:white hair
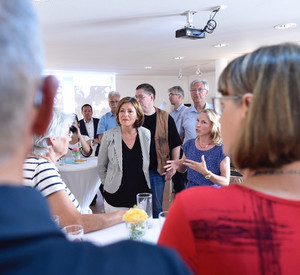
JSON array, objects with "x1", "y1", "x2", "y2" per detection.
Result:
[
  {"x1": 108, "y1": 91, "x2": 120, "y2": 99},
  {"x1": 0, "y1": 0, "x2": 43, "y2": 161},
  {"x1": 190, "y1": 79, "x2": 209, "y2": 91},
  {"x1": 32, "y1": 108, "x2": 73, "y2": 156}
]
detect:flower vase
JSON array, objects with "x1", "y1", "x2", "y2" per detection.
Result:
[
  {"x1": 125, "y1": 221, "x2": 147, "y2": 241},
  {"x1": 72, "y1": 152, "x2": 80, "y2": 161}
]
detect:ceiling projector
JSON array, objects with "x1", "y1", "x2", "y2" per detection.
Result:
[
  {"x1": 175, "y1": 8, "x2": 220, "y2": 40},
  {"x1": 175, "y1": 27, "x2": 205, "y2": 40}
]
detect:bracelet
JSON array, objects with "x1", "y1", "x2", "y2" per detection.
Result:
[{"x1": 204, "y1": 171, "x2": 212, "y2": 179}]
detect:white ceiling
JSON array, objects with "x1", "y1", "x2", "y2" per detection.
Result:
[{"x1": 32, "y1": 0, "x2": 300, "y2": 77}]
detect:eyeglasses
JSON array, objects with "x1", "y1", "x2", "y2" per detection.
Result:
[
  {"x1": 190, "y1": 88, "x2": 207, "y2": 93},
  {"x1": 135, "y1": 94, "x2": 151, "y2": 100},
  {"x1": 212, "y1": 96, "x2": 242, "y2": 116},
  {"x1": 109, "y1": 100, "x2": 119, "y2": 104},
  {"x1": 168, "y1": 93, "x2": 178, "y2": 97}
]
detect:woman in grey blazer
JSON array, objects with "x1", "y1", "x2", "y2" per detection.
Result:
[{"x1": 98, "y1": 97, "x2": 151, "y2": 213}]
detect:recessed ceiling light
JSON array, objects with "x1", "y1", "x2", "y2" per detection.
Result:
[
  {"x1": 144, "y1": 66, "x2": 152, "y2": 69},
  {"x1": 213, "y1": 43, "x2": 228, "y2": 48},
  {"x1": 274, "y1": 23, "x2": 297, "y2": 30},
  {"x1": 174, "y1": 56, "x2": 184, "y2": 60}
]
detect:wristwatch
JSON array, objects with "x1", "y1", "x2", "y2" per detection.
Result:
[{"x1": 205, "y1": 171, "x2": 212, "y2": 179}]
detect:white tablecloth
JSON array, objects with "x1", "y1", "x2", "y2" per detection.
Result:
[
  {"x1": 56, "y1": 157, "x2": 100, "y2": 214},
  {"x1": 83, "y1": 219, "x2": 161, "y2": 246}
]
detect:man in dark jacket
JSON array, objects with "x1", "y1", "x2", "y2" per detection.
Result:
[{"x1": 79, "y1": 104, "x2": 100, "y2": 156}]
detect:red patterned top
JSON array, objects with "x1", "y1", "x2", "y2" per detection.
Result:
[{"x1": 158, "y1": 184, "x2": 300, "y2": 275}]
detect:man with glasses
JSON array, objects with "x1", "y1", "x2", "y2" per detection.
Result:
[
  {"x1": 180, "y1": 79, "x2": 213, "y2": 143},
  {"x1": 136, "y1": 83, "x2": 181, "y2": 218},
  {"x1": 168, "y1": 86, "x2": 187, "y2": 132},
  {"x1": 97, "y1": 91, "x2": 120, "y2": 144},
  {"x1": 168, "y1": 86, "x2": 187, "y2": 194},
  {"x1": 0, "y1": 1, "x2": 191, "y2": 274}
]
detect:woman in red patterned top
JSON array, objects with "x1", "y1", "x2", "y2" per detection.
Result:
[{"x1": 158, "y1": 43, "x2": 300, "y2": 275}]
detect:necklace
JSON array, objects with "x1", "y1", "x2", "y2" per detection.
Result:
[
  {"x1": 253, "y1": 170, "x2": 300, "y2": 176},
  {"x1": 197, "y1": 137, "x2": 212, "y2": 149}
]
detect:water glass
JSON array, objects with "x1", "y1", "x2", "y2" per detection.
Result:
[
  {"x1": 159, "y1": 211, "x2": 168, "y2": 229},
  {"x1": 136, "y1": 193, "x2": 153, "y2": 228},
  {"x1": 62, "y1": 224, "x2": 84, "y2": 242}
]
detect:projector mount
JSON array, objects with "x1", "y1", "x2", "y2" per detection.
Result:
[
  {"x1": 184, "y1": 10, "x2": 197, "y2": 29},
  {"x1": 182, "y1": 6, "x2": 220, "y2": 34}
]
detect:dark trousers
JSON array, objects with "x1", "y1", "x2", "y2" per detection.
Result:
[
  {"x1": 171, "y1": 147, "x2": 186, "y2": 194},
  {"x1": 172, "y1": 171, "x2": 186, "y2": 194}
]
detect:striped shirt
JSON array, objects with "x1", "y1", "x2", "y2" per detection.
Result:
[{"x1": 23, "y1": 157, "x2": 81, "y2": 211}]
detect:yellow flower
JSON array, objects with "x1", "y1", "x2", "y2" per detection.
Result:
[{"x1": 123, "y1": 206, "x2": 148, "y2": 223}]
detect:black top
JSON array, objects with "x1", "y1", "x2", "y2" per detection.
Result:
[
  {"x1": 143, "y1": 113, "x2": 182, "y2": 170},
  {"x1": 104, "y1": 134, "x2": 150, "y2": 207}
]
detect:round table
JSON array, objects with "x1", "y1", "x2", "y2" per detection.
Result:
[{"x1": 56, "y1": 157, "x2": 100, "y2": 214}]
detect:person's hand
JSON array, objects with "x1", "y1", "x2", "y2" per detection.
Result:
[
  {"x1": 73, "y1": 123, "x2": 82, "y2": 136},
  {"x1": 164, "y1": 168, "x2": 176, "y2": 181},
  {"x1": 183, "y1": 155, "x2": 208, "y2": 175},
  {"x1": 163, "y1": 160, "x2": 182, "y2": 181},
  {"x1": 164, "y1": 160, "x2": 180, "y2": 172},
  {"x1": 93, "y1": 138, "x2": 99, "y2": 145}
]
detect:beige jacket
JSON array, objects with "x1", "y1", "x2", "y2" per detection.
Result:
[{"x1": 97, "y1": 126, "x2": 151, "y2": 193}]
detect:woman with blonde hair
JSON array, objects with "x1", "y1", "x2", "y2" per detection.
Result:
[
  {"x1": 159, "y1": 43, "x2": 300, "y2": 274},
  {"x1": 165, "y1": 108, "x2": 230, "y2": 188}
]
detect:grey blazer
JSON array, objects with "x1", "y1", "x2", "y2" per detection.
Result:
[{"x1": 97, "y1": 126, "x2": 151, "y2": 193}]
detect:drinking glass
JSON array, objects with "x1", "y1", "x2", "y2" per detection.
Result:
[
  {"x1": 159, "y1": 211, "x2": 168, "y2": 229},
  {"x1": 136, "y1": 193, "x2": 153, "y2": 228},
  {"x1": 62, "y1": 224, "x2": 84, "y2": 242}
]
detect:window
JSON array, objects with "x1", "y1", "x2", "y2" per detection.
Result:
[{"x1": 45, "y1": 70, "x2": 115, "y2": 118}]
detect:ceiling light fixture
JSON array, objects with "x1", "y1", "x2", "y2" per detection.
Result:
[
  {"x1": 213, "y1": 43, "x2": 228, "y2": 48},
  {"x1": 274, "y1": 23, "x2": 297, "y2": 30},
  {"x1": 174, "y1": 56, "x2": 184, "y2": 60},
  {"x1": 144, "y1": 66, "x2": 152, "y2": 69},
  {"x1": 178, "y1": 69, "x2": 183, "y2": 79},
  {"x1": 195, "y1": 66, "x2": 202, "y2": 75}
]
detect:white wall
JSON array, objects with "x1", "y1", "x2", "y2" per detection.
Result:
[
  {"x1": 50, "y1": 71, "x2": 217, "y2": 119},
  {"x1": 116, "y1": 72, "x2": 216, "y2": 113}
]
